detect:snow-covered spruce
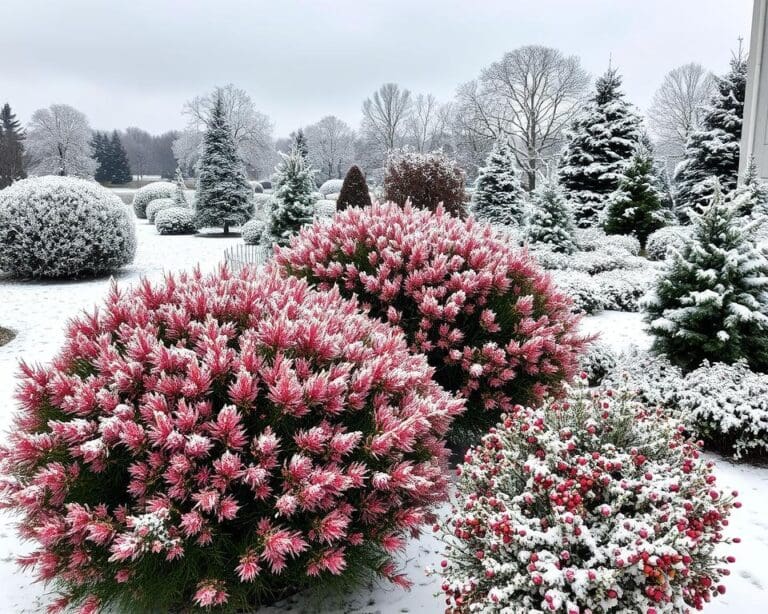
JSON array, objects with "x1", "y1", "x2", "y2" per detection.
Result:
[
  {"x1": 578, "y1": 341, "x2": 617, "y2": 385},
  {"x1": 472, "y1": 138, "x2": 527, "y2": 227},
  {"x1": 0, "y1": 267, "x2": 463, "y2": 612},
  {"x1": 731, "y1": 156, "x2": 768, "y2": 219},
  {"x1": 384, "y1": 150, "x2": 467, "y2": 217},
  {"x1": 276, "y1": 203, "x2": 586, "y2": 440},
  {"x1": 146, "y1": 197, "x2": 176, "y2": 224},
  {"x1": 559, "y1": 68, "x2": 644, "y2": 227},
  {"x1": 677, "y1": 361, "x2": 768, "y2": 459},
  {"x1": 318, "y1": 179, "x2": 344, "y2": 197},
  {"x1": 0, "y1": 176, "x2": 136, "y2": 279},
  {"x1": 645, "y1": 226, "x2": 692, "y2": 261},
  {"x1": 241, "y1": 218, "x2": 265, "y2": 245},
  {"x1": 131, "y1": 181, "x2": 176, "y2": 219},
  {"x1": 267, "y1": 147, "x2": 317, "y2": 246},
  {"x1": 644, "y1": 181, "x2": 768, "y2": 373},
  {"x1": 435, "y1": 383, "x2": 738, "y2": 614},
  {"x1": 526, "y1": 181, "x2": 577, "y2": 253},
  {"x1": 154, "y1": 207, "x2": 196, "y2": 235}
]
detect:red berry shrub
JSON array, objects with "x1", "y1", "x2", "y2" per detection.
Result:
[
  {"x1": 383, "y1": 150, "x2": 467, "y2": 217},
  {"x1": 275, "y1": 203, "x2": 586, "y2": 439},
  {"x1": 436, "y1": 383, "x2": 739, "y2": 613},
  {"x1": 0, "y1": 267, "x2": 463, "y2": 612}
]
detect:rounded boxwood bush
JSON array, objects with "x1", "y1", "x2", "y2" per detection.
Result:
[
  {"x1": 436, "y1": 384, "x2": 738, "y2": 613},
  {"x1": 146, "y1": 197, "x2": 176, "y2": 224},
  {"x1": 0, "y1": 176, "x2": 136, "y2": 279},
  {"x1": 646, "y1": 225, "x2": 692, "y2": 261},
  {"x1": 252, "y1": 181, "x2": 264, "y2": 194},
  {"x1": 0, "y1": 267, "x2": 462, "y2": 612},
  {"x1": 155, "y1": 207, "x2": 196, "y2": 235},
  {"x1": 241, "y1": 219, "x2": 265, "y2": 244},
  {"x1": 318, "y1": 179, "x2": 344, "y2": 197},
  {"x1": 132, "y1": 181, "x2": 176, "y2": 219},
  {"x1": 276, "y1": 203, "x2": 586, "y2": 440}
]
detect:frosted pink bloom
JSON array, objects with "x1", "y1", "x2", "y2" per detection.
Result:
[
  {"x1": 236, "y1": 550, "x2": 261, "y2": 582},
  {"x1": 193, "y1": 579, "x2": 228, "y2": 608}
]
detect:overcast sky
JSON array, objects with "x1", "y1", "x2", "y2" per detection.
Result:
[{"x1": 0, "y1": 0, "x2": 754, "y2": 137}]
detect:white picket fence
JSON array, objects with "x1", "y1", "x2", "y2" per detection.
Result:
[{"x1": 223, "y1": 244, "x2": 271, "y2": 272}]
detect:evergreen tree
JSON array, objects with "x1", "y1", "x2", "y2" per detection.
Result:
[
  {"x1": 0, "y1": 102, "x2": 26, "y2": 188},
  {"x1": 291, "y1": 128, "x2": 309, "y2": 160},
  {"x1": 644, "y1": 181, "x2": 768, "y2": 372},
  {"x1": 92, "y1": 131, "x2": 111, "y2": 183},
  {"x1": 337, "y1": 164, "x2": 371, "y2": 211},
  {"x1": 194, "y1": 94, "x2": 253, "y2": 235},
  {"x1": 472, "y1": 138, "x2": 527, "y2": 226},
  {"x1": 674, "y1": 51, "x2": 747, "y2": 216},
  {"x1": 108, "y1": 130, "x2": 132, "y2": 184},
  {"x1": 525, "y1": 180, "x2": 577, "y2": 253},
  {"x1": 268, "y1": 146, "x2": 317, "y2": 246},
  {"x1": 559, "y1": 67, "x2": 643, "y2": 227},
  {"x1": 604, "y1": 148, "x2": 670, "y2": 246},
  {"x1": 732, "y1": 156, "x2": 768, "y2": 218},
  {"x1": 172, "y1": 166, "x2": 189, "y2": 207}
]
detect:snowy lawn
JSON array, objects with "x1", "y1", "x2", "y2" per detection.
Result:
[{"x1": 0, "y1": 213, "x2": 766, "y2": 612}]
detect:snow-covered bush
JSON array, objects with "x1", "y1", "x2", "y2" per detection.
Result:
[
  {"x1": 276, "y1": 203, "x2": 586, "y2": 440},
  {"x1": 645, "y1": 225, "x2": 691, "y2": 261},
  {"x1": 314, "y1": 199, "x2": 336, "y2": 219},
  {"x1": 0, "y1": 176, "x2": 136, "y2": 279},
  {"x1": 318, "y1": 179, "x2": 344, "y2": 197},
  {"x1": 384, "y1": 150, "x2": 467, "y2": 217},
  {"x1": 578, "y1": 341, "x2": 617, "y2": 385},
  {"x1": 146, "y1": 197, "x2": 176, "y2": 224},
  {"x1": 532, "y1": 245, "x2": 642, "y2": 275},
  {"x1": 550, "y1": 271, "x2": 605, "y2": 314},
  {"x1": 155, "y1": 207, "x2": 196, "y2": 235},
  {"x1": 252, "y1": 181, "x2": 264, "y2": 193},
  {"x1": 241, "y1": 218, "x2": 265, "y2": 245},
  {"x1": 436, "y1": 384, "x2": 738, "y2": 613},
  {"x1": 131, "y1": 181, "x2": 176, "y2": 219},
  {"x1": 574, "y1": 228, "x2": 640, "y2": 256},
  {"x1": 678, "y1": 361, "x2": 768, "y2": 459},
  {"x1": 253, "y1": 193, "x2": 272, "y2": 212},
  {"x1": 604, "y1": 347, "x2": 683, "y2": 409},
  {"x1": 597, "y1": 268, "x2": 659, "y2": 312},
  {"x1": 0, "y1": 267, "x2": 463, "y2": 612}
]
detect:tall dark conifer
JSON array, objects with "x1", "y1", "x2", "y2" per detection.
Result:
[
  {"x1": 0, "y1": 103, "x2": 26, "y2": 188},
  {"x1": 109, "y1": 131, "x2": 132, "y2": 184},
  {"x1": 92, "y1": 131, "x2": 111, "y2": 183}
]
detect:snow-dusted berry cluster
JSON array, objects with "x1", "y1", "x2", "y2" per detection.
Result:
[
  {"x1": 155, "y1": 207, "x2": 196, "y2": 235},
  {"x1": 276, "y1": 203, "x2": 586, "y2": 437},
  {"x1": 131, "y1": 181, "x2": 176, "y2": 219},
  {"x1": 0, "y1": 267, "x2": 463, "y2": 612},
  {"x1": 435, "y1": 383, "x2": 738, "y2": 613},
  {"x1": 0, "y1": 175, "x2": 136, "y2": 279}
]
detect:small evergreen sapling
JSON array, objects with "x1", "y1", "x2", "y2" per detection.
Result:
[
  {"x1": 604, "y1": 148, "x2": 669, "y2": 246},
  {"x1": 172, "y1": 166, "x2": 189, "y2": 208},
  {"x1": 644, "y1": 181, "x2": 768, "y2": 372},
  {"x1": 194, "y1": 94, "x2": 253, "y2": 234},
  {"x1": 267, "y1": 147, "x2": 317, "y2": 245},
  {"x1": 732, "y1": 156, "x2": 768, "y2": 218},
  {"x1": 336, "y1": 165, "x2": 372, "y2": 211},
  {"x1": 472, "y1": 138, "x2": 527, "y2": 226},
  {"x1": 525, "y1": 180, "x2": 577, "y2": 253}
]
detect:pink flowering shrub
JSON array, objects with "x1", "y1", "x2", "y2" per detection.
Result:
[
  {"x1": 275, "y1": 203, "x2": 586, "y2": 439},
  {"x1": 435, "y1": 382, "x2": 739, "y2": 613},
  {"x1": 0, "y1": 267, "x2": 463, "y2": 612}
]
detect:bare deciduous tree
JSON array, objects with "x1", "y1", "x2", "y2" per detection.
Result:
[
  {"x1": 648, "y1": 63, "x2": 716, "y2": 167},
  {"x1": 179, "y1": 84, "x2": 274, "y2": 177},
  {"x1": 454, "y1": 45, "x2": 589, "y2": 189},
  {"x1": 26, "y1": 104, "x2": 98, "y2": 178},
  {"x1": 361, "y1": 83, "x2": 413, "y2": 162},
  {"x1": 305, "y1": 115, "x2": 356, "y2": 180},
  {"x1": 407, "y1": 93, "x2": 451, "y2": 153}
]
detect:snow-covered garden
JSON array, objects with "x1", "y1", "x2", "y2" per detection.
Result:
[{"x1": 1, "y1": 7, "x2": 768, "y2": 612}]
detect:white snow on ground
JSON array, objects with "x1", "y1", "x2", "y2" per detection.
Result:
[{"x1": 0, "y1": 210, "x2": 766, "y2": 612}]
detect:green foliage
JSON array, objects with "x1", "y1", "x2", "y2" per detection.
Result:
[
  {"x1": 526, "y1": 180, "x2": 577, "y2": 253},
  {"x1": 172, "y1": 166, "x2": 189, "y2": 207},
  {"x1": 472, "y1": 138, "x2": 527, "y2": 226},
  {"x1": 0, "y1": 102, "x2": 27, "y2": 188},
  {"x1": 644, "y1": 181, "x2": 768, "y2": 372},
  {"x1": 92, "y1": 131, "x2": 132, "y2": 185},
  {"x1": 268, "y1": 147, "x2": 317, "y2": 245}
]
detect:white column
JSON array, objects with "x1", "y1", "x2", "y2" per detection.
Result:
[{"x1": 741, "y1": 0, "x2": 768, "y2": 180}]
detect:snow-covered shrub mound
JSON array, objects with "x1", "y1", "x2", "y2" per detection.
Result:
[
  {"x1": 241, "y1": 218, "x2": 265, "y2": 244},
  {"x1": 646, "y1": 225, "x2": 692, "y2": 261},
  {"x1": 604, "y1": 347, "x2": 684, "y2": 409},
  {"x1": 678, "y1": 360, "x2": 768, "y2": 459},
  {"x1": 145, "y1": 197, "x2": 176, "y2": 223},
  {"x1": 436, "y1": 384, "x2": 739, "y2": 613},
  {"x1": 578, "y1": 341, "x2": 617, "y2": 385},
  {"x1": 155, "y1": 207, "x2": 196, "y2": 235},
  {"x1": 604, "y1": 233, "x2": 641, "y2": 256},
  {"x1": 532, "y1": 245, "x2": 644, "y2": 275},
  {"x1": 253, "y1": 193, "x2": 272, "y2": 213},
  {"x1": 276, "y1": 203, "x2": 586, "y2": 440},
  {"x1": 596, "y1": 268, "x2": 660, "y2": 312},
  {"x1": 318, "y1": 179, "x2": 343, "y2": 196},
  {"x1": 131, "y1": 181, "x2": 175, "y2": 218},
  {"x1": 574, "y1": 228, "x2": 640, "y2": 255},
  {"x1": 0, "y1": 176, "x2": 136, "y2": 279},
  {"x1": 550, "y1": 271, "x2": 605, "y2": 314},
  {"x1": 314, "y1": 199, "x2": 336, "y2": 218},
  {"x1": 0, "y1": 267, "x2": 463, "y2": 612},
  {"x1": 251, "y1": 181, "x2": 264, "y2": 193}
]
